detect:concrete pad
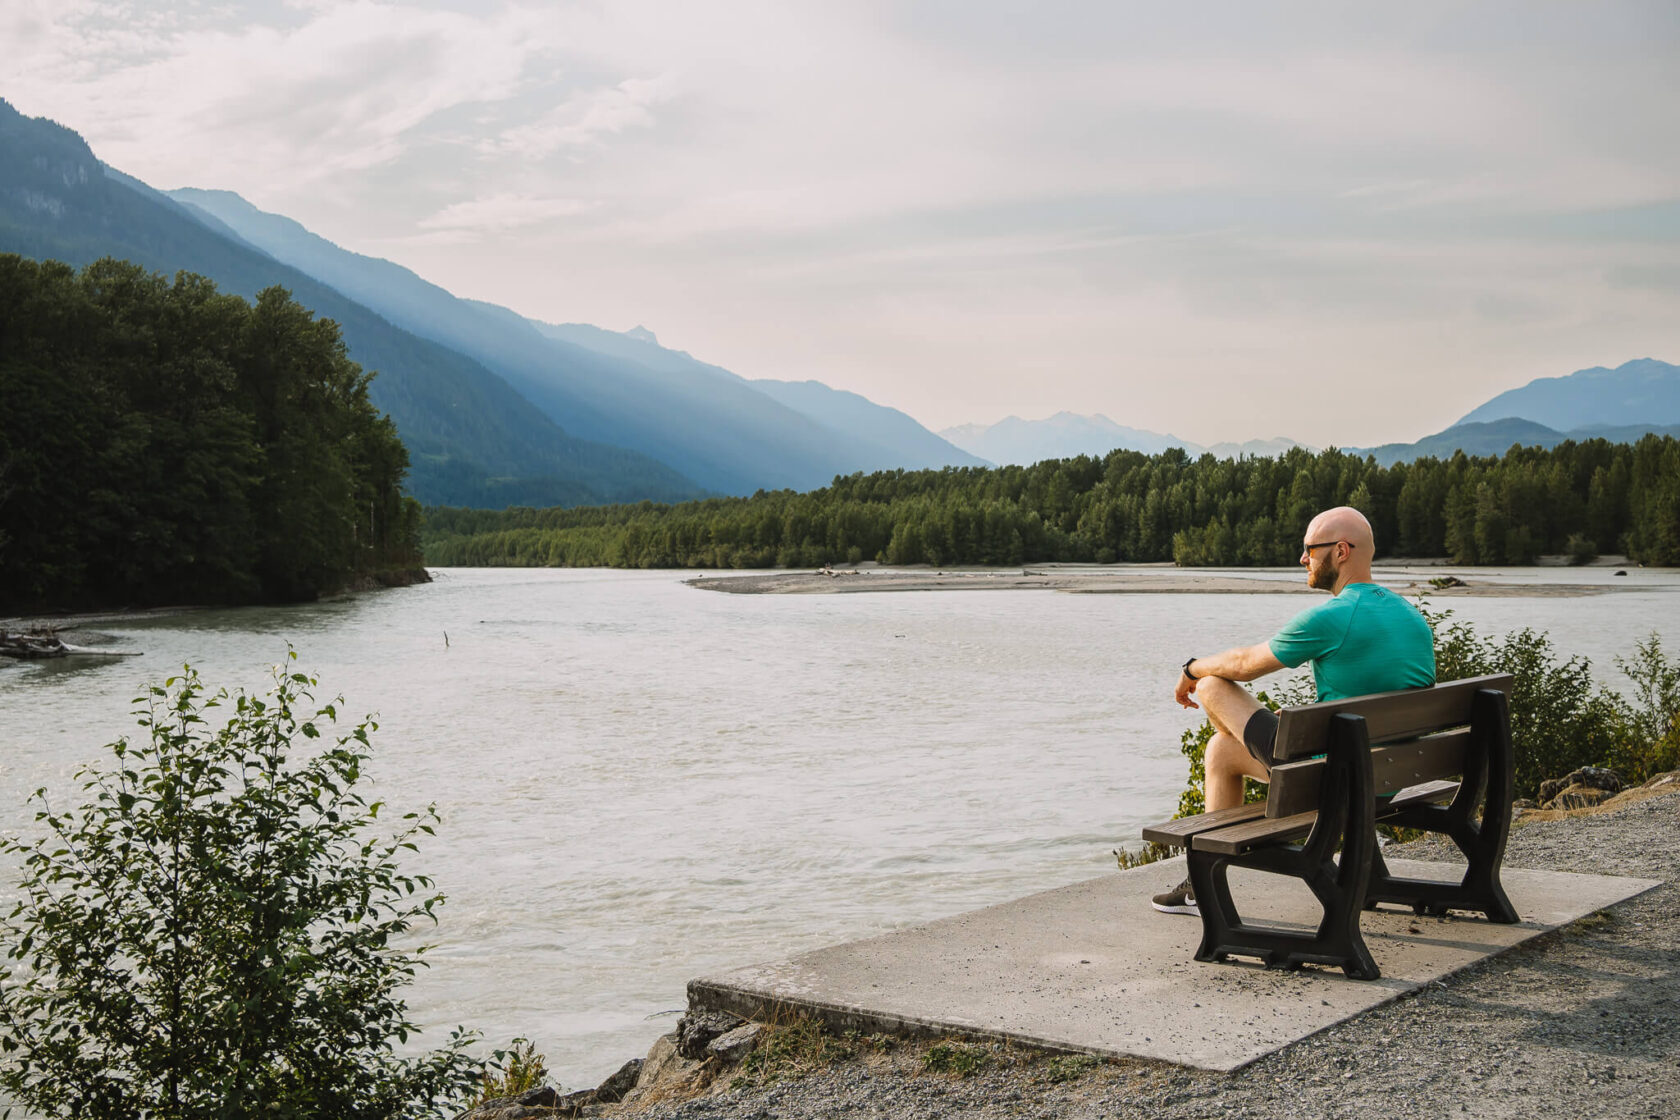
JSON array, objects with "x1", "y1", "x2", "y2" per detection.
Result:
[{"x1": 689, "y1": 858, "x2": 1658, "y2": 1071}]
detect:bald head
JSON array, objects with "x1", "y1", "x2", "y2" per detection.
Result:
[
  {"x1": 1307, "y1": 507, "x2": 1375, "y2": 553},
  {"x1": 1302, "y1": 506, "x2": 1374, "y2": 591}
]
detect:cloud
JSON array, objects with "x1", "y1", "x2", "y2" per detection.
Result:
[
  {"x1": 418, "y1": 193, "x2": 596, "y2": 234},
  {"x1": 6, "y1": 1, "x2": 545, "y2": 192},
  {"x1": 489, "y1": 76, "x2": 674, "y2": 158}
]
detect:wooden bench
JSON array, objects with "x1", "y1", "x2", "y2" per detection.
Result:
[{"x1": 1141, "y1": 673, "x2": 1517, "y2": 980}]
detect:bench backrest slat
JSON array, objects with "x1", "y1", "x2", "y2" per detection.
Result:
[
  {"x1": 1262, "y1": 674, "x2": 1512, "y2": 820},
  {"x1": 1272, "y1": 673, "x2": 1514, "y2": 761},
  {"x1": 1266, "y1": 728, "x2": 1471, "y2": 817}
]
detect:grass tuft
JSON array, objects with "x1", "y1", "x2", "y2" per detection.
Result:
[{"x1": 922, "y1": 1041, "x2": 992, "y2": 1077}]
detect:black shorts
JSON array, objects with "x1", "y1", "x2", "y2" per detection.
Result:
[{"x1": 1243, "y1": 709, "x2": 1280, "y2": 772}]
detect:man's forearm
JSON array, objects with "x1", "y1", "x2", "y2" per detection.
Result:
[{"x1": 1185, "y1": 643, "x2": 1282, "y2": 683}]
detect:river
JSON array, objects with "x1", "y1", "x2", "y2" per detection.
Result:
[{"x1": 2, "y1": 565, "x2": 1677, "y2": 1087}]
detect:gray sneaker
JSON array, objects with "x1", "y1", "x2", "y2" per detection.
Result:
[{"x1": 1151, "y1": 877, "x2": 1199, "y2": 915}]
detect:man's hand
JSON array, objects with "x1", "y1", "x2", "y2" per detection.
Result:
[{"x1": 1173, "y1": 644, "x2": 1286, "y2": 710}]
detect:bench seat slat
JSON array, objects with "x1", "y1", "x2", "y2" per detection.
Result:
[
  {"x1": 1387, "y1": 779, "x2": 1459, "y2": 811},
  {"x1": 1191, "y1": 811, "x2": 1317, "y2": 855},
  {"x1": 1141, "y1": 802, "x2": 1265, "y2": 847}
]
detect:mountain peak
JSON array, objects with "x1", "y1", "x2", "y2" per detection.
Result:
[
  {"x1": 1456, "y1": 357, "x2": 1680, "y2": 429},
  {"x1": 624, "y1": 325, "x2": 658, "y2": 346}
]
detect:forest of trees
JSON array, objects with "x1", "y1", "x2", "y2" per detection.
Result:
[
  {"x1": 0, "y1": 255, "x2": 423, "y2": 610},
  {"x1": 422, "y1": 437, "x2": 1680, "y2": 570}
]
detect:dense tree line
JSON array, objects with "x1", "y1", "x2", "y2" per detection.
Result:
[
  {"x1": 423, "y1": 438, "x2": 1680, "y2": 569},
  {"x1": 0, "y1": 255, "x2": 423, "y2": 609}
]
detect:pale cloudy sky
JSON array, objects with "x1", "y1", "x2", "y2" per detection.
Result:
[{"x1": 6, "y1": 1, "x2": 1679, "y2": 446}]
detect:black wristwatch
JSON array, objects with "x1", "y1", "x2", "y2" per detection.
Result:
[{"x1": 1182, "y1": 657, "x2": 1200, "y2": 681}]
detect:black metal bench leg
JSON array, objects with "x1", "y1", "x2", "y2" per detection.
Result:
[
  {"x1": 1362, "y1": 689, "x2": 1519, "y2": 923},
  {"x1": 1187, "y1": 713, "x2": 1382, "y2": 979},
  {"x1": 1189, "y1": 851, "x2": 1240, "y2": 964}
]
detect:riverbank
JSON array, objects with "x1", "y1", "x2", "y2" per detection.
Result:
[
  {"x1": 687, "y1": 563, "x2": 1627, "y2": 597},
  {"x1": 0, "y1": 569, "x2": 432, "y2": 633},
  {"x1": 543, "y1": 777, "x2": 1679, "y2": 1120}
]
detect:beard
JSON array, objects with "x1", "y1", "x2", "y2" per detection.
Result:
[{"x1": 1308, "y1": 555, "x2": 1340, "y2": 590}]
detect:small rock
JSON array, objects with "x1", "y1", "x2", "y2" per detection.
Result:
[
  {"x1": 707, "y1": 1022, "x2": 765, "y2": 1064},
  {"x1": 555, "y1": 1089, "x2": 596, "y2": 1115},
  {"x1": 453, "y1": 1085, "x2": 563, "y2": 1120}
]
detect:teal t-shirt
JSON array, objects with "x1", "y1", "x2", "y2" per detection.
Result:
[{"x1": 1268, "y1": 583, "x2": 1436, "y2": 702}]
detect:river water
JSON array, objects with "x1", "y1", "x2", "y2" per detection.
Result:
[{"x1": 2, "y1": 566, "x2": 1677, "y2": 1087}]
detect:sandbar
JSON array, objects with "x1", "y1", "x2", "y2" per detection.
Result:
[{"x1": 686, "y1": 565, "x2": 1620, "y2": 597}]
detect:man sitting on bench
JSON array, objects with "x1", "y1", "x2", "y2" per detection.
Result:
[{"x1": 1151, "y1": 506, "x2": 1436, "y2": 915}]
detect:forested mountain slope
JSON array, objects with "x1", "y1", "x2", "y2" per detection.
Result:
[{"x1": 0, "y1": 99, "x2": 700, "y2": 508}]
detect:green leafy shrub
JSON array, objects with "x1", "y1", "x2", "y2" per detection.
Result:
[
  {"x1": 0, "y1": 655, "x2": 481, "y2": 1120},
  {"x1": 476, "y1": 1039, "x2": 548, "y2": 1105},
  {"x1": 1564, "y1": 533, "x2": 1598, "y2": 565},
  {"x1": 1607, "y1": 634, "x2": 1680, "y2": 781},
  {"x1": 1422, "y1": 603, "x2": 1638, "y2": 797}
]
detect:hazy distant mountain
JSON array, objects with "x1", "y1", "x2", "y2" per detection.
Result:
[
  {"x1": 746, "y1": 379, "x2": 989, "y2": 470},
  {"x1": 0, "y1": 99, "x2": 698, "y2": 508},
  {"x1": 1200, "y1": 437, "x2": 1311, "y2": 460},
  {"x1": 1351, "y1": 417, "x2": 1680, "y2": 466},
  {"x1": 537, "y1": 319, "x2": 985, "y2": 471},
  {"x1": 1342, "y1": 359, "x2": 1680, "y2": 465},
  {"x1": 173, "y1": 190, "x2": 978, "y2": 493},
  {"x1": 940, "y1": 412, "x2": 1311, "y2": 466},
  {"x1": 940, "y1": 412, "x2": 1191, "y2": 465},
  {"x1": 1458, "y1": 358, "x2": 1680, "y2": 429},
  {"x1": 518, "y1": 323, "x2": 985, "y2": 472}
]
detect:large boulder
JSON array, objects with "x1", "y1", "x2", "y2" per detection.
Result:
[
  {"x1": 675, "y1": 1009, "x2": 746, "y2": 1059},
  {"x1": 706, "y1": 1022, "x2": 765, "y2": 1064},
  {"x1": 593, "y1": 1058, "x2": 643, "y2": 1104}
]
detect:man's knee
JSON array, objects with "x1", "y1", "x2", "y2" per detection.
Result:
[
  {"x1": 1196, "y1": 676, "x2": 1262, "y2": 739},
  {"x1": 1206, "y1": 729, "x2": 1267, "y2": 783},
  {"x1": 1205, "y1": 730, "x2": 1247, "y2": 774}
]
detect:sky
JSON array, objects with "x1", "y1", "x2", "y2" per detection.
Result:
[{"x1": 6, "y1": 0, "x2": 1679, "y2": 447}]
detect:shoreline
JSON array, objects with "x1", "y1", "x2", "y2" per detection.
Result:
[
  {"x1": 495, "y1": 778, "x2": 1680, "y2": 1120},
  {"x1": 0, "y1": 568, "x2": 433, "y2": 633},
  {"x1": 686, "y1": 564, "x2": 1633, "y2": 598}
]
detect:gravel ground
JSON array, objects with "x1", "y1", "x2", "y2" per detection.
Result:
[{"x1": 623, "y1": 788, "x2": 1679, "y2": 1120}]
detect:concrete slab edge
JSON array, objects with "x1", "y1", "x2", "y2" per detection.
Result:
[
  {"x1": 687, "y1": 875, "x2": 1664, "y2": 1074},
  {"x1": 687, "y1": 978, "x2": 1113, "y2": 1063}
]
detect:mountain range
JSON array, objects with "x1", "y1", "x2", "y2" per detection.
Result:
[
  {"x1": 939, "y1": 412, "x2": 1309, "y2": 466},
  {"x1": 941, "y1": 359, "x2": 1680, "y2": 467},
  {"x1": 164, "y1": 188, "x2": 985, "y2": 495},
  {"x1": 4, "y1": 96, "x2": 1678, "y2": 508}
]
